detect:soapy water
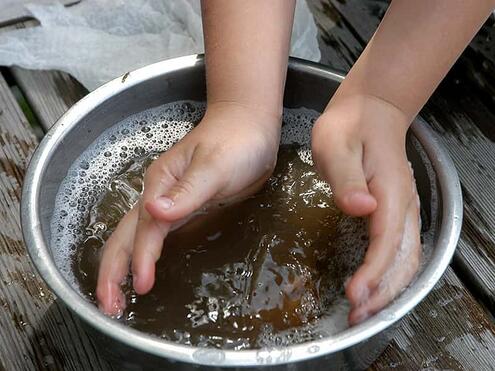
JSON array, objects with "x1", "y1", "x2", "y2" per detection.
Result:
[
  {"x1": 50, "y1": 101, "x2": 435, "y2": 349},
  {"x1": 51, "y1": 101, "x2": 324, "y2": 287}
]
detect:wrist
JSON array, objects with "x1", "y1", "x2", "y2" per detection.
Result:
[
  {"x1": 205, "y1": 100, "x2": 283, "y2": 129},
  {"x1": 323, "y1": 92, "x2": 411, "y2": 130}
]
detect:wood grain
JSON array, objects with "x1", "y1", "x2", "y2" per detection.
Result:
[
  {"x1": 12, "y1": 67, "x2": 87, "y2": 131},
  {"x1": 422, "y1": 79, "x2": 495, "y2": 312},
  {"x1": 307, "y1": 0, "x2": 362, "y2": 72},
  {"x1": 371, "y1": 267, "x2": 495, "y2": 370},
  {"x1": 0, "y1": 72, "x2": 111, "y2": 370}
]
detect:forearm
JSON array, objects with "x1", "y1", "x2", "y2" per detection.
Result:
[
  {"x1": 331, "y1": 0, "x2": 495, "y2": 122},
  {"x1": 201, "y1": 0, "x2": 295, "y2": 120}
]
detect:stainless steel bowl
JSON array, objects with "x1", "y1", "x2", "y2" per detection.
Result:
[{"x1": 21, "y1": 55, "x2": 462, "y2": 370}]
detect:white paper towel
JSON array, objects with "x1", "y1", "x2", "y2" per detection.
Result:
[{"x1": 0, "y1": 0, "x2": 320, "y2": 90}]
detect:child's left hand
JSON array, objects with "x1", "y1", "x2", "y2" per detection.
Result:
[{"x1": 311, "y1": 94, "x2": 421, "y2": 325}]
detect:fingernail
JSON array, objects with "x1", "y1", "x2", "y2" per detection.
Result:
[
  {"x1": 155, "y1": 196, "x2": 174, "y2": 211},
  {"x1": 99, "y1": 292, "x2": 125, "y2": 318},
  {"x1": 111, "y1": 294, "x2": 125, "y2": 319}
]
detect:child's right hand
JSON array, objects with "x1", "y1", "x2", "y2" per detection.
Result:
[{"x1": 96, "y1": 102, "x2": 281, "y2": 316}]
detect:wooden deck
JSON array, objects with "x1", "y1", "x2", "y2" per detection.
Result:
[{"x1": 0, "y1": 1, "x2": 494, "y2": 370}]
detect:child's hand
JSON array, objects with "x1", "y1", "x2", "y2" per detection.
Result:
[
  {"x1": 311, "y1": 94, "x2": 421, "y2": 325},
  {"x1": 96, "y1": 103, "x2": 281, "y2": 316}
]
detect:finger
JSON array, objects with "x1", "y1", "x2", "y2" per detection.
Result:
[
  {"x1": 132, "y1": 206, "x2": 172, "y2": 295},
  {"x1": 134, "y1": 152, "x2": 225, "y2": 294},
  {"x1": 349, "y1": 199, "x2": 421, "y2": 325},
  {"x1": 130, "y1": 148, "x2": 187, "y2": 295},
  {"x1": 96, "y1": 206, "x2": 138, "y2": 316},
  {"x1": 346, "y1": 159, "x2": 413, "y2": 307},
  {"x1": 312, "y1": 136, "x2": 376, "y2": 217},
  {"x1": 145, "y1": 152, "x2": 225, "y2": 222}
]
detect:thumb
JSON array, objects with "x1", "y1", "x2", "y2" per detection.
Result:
[
  {"x1": 145, "y1": 154, "x2": 224, "y2": 222},
  {"x1": 313, "y1": 139, "x2": 376, "y2": 216}
]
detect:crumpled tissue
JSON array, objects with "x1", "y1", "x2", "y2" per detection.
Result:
[{"x1": 0, "y1": 0, "x2": 321, "y2": 90}]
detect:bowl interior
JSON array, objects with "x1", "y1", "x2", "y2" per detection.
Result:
[{"x1": 23, "y1": 56, "x2": 461, "y2": 367}]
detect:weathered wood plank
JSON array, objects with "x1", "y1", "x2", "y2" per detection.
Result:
[
  {"x1": 0, "y1": 72, "x2": 112, "y2": 370},
  {"x1": 325, "y1": 0, "x2": 495, "y2": 315},
  {"x1": 307, "y1": 0, "x2": 363, "y2": 72},
  {"x1": 12, "y1": 68, "x2": 87, "y2": 131},
  {"x1": 422, "y1": 75, "x2": 495, "y2": 313},
  {"x1": 329, "y1": 0, "x2": 386, "y2": 42},
  {"x1": 468, "y1": 15, "x2": 495, "y2": 106},
  {"x1": 370, "y1": 267, "x2": 495, "y2": 370},
  {"x1": 0, "y1": 0, "x2": 80, "y2": 27}
]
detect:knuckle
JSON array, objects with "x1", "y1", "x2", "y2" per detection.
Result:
[
  {"x1": 145, "y1": 161, "x2": 177, "y2": 186},
  {"x1": 368, "y1": 275, "x2": 381, "y2": 291},
  {"x1": 200, "y1": 143, "x2": 227, "y2": 164},
  {"x1": 342, "y1": 175, "x2": 366, "y2": 189},
  {"x1": 172, "y1": 178, "x2": 196, "y2": 198},
  {"x1": 144, "y1": 150, "x2": 187, "y2": 185},
  {"x1": 312, "y1": 132, "x2": 360, "y2": 169}
]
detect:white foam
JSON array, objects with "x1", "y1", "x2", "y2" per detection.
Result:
[{"x1": 51, "y1": 101, "x2": 205, "y2": 287}]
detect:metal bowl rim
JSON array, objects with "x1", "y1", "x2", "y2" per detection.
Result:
[{"x1": 21, "y1": 54, "x2": 463, "y2": 366}]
